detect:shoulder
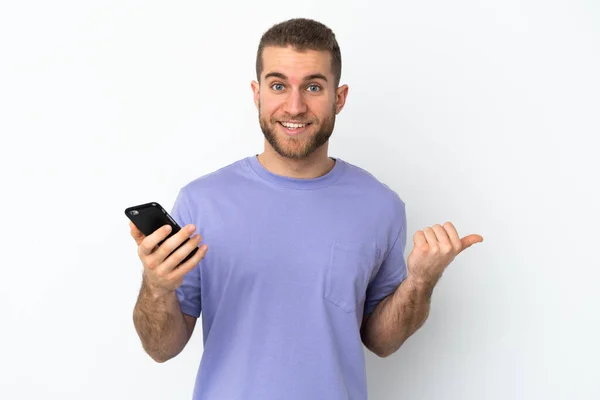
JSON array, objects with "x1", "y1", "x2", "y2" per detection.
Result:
[
  {"x1": 338, "y1": 158, "x2": 407, "y2": 250},
  {"x1": 170, "y1": 157, "x2": 252, "y2": 222},
  {"x1": 341, "y1": 158, "x2": 406, "y2": 217},
  {"x1": 179, "y1": 157, "x2": 251, "y2": 197}
]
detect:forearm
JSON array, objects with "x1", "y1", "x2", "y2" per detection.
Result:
[
  {"x1": 132, "y1": 280, "x2": 189, "y2": 363},
  {"x1": 361, "y1": 277, "x2": 433, "y2": 358}
]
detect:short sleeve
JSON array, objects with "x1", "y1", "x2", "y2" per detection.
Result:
[
  {"x1": 363, "y1": 203, "x2": 408, "y2": 316},
  {"x1": 171, "y1": 187, "x2": 202, "y2": 318}
]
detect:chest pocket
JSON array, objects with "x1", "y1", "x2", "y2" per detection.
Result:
[{"x1": 325, "y1": 241, "x2": 378, "y2": 313}]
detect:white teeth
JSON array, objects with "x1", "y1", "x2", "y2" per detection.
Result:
[{"x1": 281, "y1": 122, "x2": 307, "y2": 129}]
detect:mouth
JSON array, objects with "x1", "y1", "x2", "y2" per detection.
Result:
[{"x1": 278, "y1": 121, "x2": 312, "y2": 136}]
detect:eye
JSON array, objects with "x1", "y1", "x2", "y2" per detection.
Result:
[
  {"x1": 271, "y1": 83, "x2": 285, "y2": 91},
  {"x1": 307, "y1": 84, "x2": 321, "y2": 92}
]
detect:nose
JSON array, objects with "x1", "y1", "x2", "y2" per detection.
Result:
[{"x1": 283, "y1": 88, "x2": 308, "y2": 116}]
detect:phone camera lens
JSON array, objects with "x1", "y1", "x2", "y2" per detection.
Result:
[{"x1": 130, "y1": 210, "x2": 139, "y2": 216}]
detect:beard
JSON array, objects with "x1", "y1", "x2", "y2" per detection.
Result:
[{"x1": 258, "y1": 101, "x2": 337, "y2": 160}]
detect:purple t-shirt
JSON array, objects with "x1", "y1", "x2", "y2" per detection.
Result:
[{"x1": 171, "y1": 155, "x2": 407, "y2": 400}]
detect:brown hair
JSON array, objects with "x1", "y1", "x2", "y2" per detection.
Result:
[{"x1": 255, "y1": 18, "x2": 342, "y2": 88}]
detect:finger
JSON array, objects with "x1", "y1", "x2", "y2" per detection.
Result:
[
  {"x1": 157, "y1": 232, "x2": 202, "y2": 274},
  {"x1": 460, "y1": 234, "x2": 484, "y2": 252},
  {"x1": 165, "y1": 239, "x2": 208, "y2": 279},
  {"x1": 443, "y1": 221, "x2": 463, "y2": 252},
  {"x1": 153, "y1": 224, "x2": 199, "y2": 264},
  {"x1": 129, "y1": 221, "x2": 145, "y2": 245},
  {"x1": 413, "y1": 230, "x2": 427, "y2": 247},
  {"x1": 138, "y1": 224, "x2": 173, "y2": 257},
  {"x1": 431, "y1": 224, "x2": 451, "y2": 246},
  {"x1": 422, "y1": 227, "x2": 439, "y2": 249}
]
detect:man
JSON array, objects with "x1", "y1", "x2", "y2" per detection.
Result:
[{"x1": 130, "y1": 18, "x2": 483, "y2": 400}]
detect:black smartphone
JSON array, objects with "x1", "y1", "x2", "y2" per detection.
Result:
[{"x1": 125, "y1": 202, "x2": 199, "y2": 265}]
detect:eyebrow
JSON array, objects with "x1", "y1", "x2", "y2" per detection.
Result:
[{"x1": 263, "y1": 72, "x2": 328, "y2": 82}]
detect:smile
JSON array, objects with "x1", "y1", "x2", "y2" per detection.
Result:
[
  {"x1": 279, "y1": 121, "x2": 310, "y2": 129},
  {"x1": 278, "y1": 121, "x2": 312, "y2": 135}
]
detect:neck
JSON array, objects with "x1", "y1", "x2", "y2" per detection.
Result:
[{"x1": 257, "y1": 143, "x2": 335, "y2": 179}]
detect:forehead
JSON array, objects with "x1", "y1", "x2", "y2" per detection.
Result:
[{"x1": 261, "y1": 45, "x2": 332, "y2": 81}]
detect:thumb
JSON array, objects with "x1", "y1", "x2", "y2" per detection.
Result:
[
  {"x1": 460, "y1": 234, "x2": 484, "y2": 252},
  {"x1": 129, "y1": 221, "x2": 146, "y2": 245}
]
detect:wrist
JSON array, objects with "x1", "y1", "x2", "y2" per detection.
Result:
[
  {"x1": 405, "y1": 275, "x2": 436, "y2": 299},
  {"x1": 141, "y1": 278, "x2": 170, "y2": 301}
]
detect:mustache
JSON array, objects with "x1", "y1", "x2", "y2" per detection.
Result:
[
  {"x1": 272, "y1": 115, "x2": 313, "y2": 123},
  {"x1": 273, "y1": 119, "x2": 313, "y2": 124}
]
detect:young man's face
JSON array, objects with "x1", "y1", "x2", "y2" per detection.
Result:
[{"x1": 252, "y1": 45, "x2": 348, "y2": 160}]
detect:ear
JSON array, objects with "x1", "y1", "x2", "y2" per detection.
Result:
[
  {"x1": 335, "y1": 84, "x2": 349, "y2": 114},
  {"x1": 251, "y1": 80, "x2": 260, "y2": 110}
]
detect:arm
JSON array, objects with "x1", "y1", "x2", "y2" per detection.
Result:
[
  {"x1": 361, "y1": 277, "x2": 432, "y2": 358},
  {"x1": 129, "y1": 213, "x2": 207, "y2": 363},
  {"x1": 133, "y1": 280, "x2": 197, "y2": 363}
]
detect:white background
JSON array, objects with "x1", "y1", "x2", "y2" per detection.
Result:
[{"x1": 1, "y1": 1, "x2": 599, "y2": 399}]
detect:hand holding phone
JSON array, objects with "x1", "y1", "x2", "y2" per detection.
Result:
[{"x1": 126, "y1": 202, "x2": 208, "y2": 297}]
